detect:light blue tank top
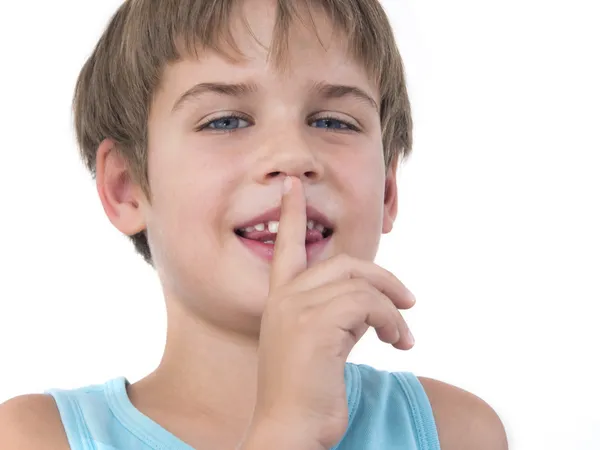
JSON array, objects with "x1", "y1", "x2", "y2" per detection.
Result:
[{"x1": 45, "y1": 363, "x2": 441, "y2": 450}]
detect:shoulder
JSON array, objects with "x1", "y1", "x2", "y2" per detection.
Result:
[
  {"x1": 417, "y1": 376, "x2": 508, "y2": 450},
  {"x1": 0, "y1": 394, "x2": 70, "y2": 450}
]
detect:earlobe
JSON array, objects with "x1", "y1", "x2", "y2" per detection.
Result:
[
  {"x1": 96, "y1": 139, "x2": 147, "y2": 236},
  {"x1": 382, "y1": 155, "x2": 400, "y2": 234}
]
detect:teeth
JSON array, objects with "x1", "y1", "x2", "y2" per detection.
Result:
[
  {"x1": 240, "y1": 220, "x2": 329, "y2": 234},
  {"x1": 264, "y1": 240, "x2": 275, "y2": 244}
]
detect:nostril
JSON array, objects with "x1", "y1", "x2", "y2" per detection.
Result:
[{"x1": 266, "y1": 171, "x2": 317, "y2": 180}]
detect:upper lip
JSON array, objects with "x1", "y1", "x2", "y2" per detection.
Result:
[{"x1": 234, "y1": 206, "x2": 335, "y2": 231}]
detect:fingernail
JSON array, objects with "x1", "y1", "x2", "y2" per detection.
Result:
[
  {"x1": 283, "y1": 176, "x2": 292, "y2": 194},
  {"x1": 408, "y1": 291, "x2": 417, "y2": 305}
]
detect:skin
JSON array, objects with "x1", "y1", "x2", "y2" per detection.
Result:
[
  {"x1": 94, "y1": 1, "x2": 399, "y2": 447},
  {"x1": 0, "y1": 1, "x2": 509, "y2": 449}
]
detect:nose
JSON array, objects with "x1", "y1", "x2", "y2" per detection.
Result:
[{"x1": 252, "y1": 130, "x2": 325, "y2": 184}]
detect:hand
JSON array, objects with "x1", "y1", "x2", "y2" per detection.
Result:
[{"x1": 247, "y1": 176, "x2": 416, "y2": 450}]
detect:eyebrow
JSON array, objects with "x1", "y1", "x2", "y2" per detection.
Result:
[
  {"x1": 171, "y1": 81, "x2": 379, "y2": 114},
  {"x1": 172, "y1": 82, "x2": 259, "y2": 113},
  {"x1": 311, "y1": 81, "x2": 379, "y2": 113}
]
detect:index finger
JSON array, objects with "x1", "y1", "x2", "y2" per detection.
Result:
[{"x1": 269, "y1": 176, "x2": 308, "y2": 292}]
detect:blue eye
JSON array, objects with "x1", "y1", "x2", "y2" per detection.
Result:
[
  {"x1": 311, "y1": 117, "x2": 357, "y2": 131},
  {"x1": 197, "y1": 114, "x2": 358, "y2": 133},
  {"x1": 204, "y1": 115, "x2": 251, "y2": 131}
]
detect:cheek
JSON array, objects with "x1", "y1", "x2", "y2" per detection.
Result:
[
  {"x1": 148, "y1": 138, "x2": 237, "y2": 226},
  {"x1": 341, "y1": 148, "x2": 386, "y2": 208},
  {"x1": 146, "y1": 179, "x2": 230, "y2": 292},
  {"x1": 146, "y1": 161, "x2": 234, "y2": 262},
  {"x1": 337, "y1": 156, "x2": 386, "y2": 258},
  {"x1": 162, "y1": 178, "x2": 229, "y2": 238},
  {"x1": 350, "y1": 184, "x2": 385, "y2": 235}
]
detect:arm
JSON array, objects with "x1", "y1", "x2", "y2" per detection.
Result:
[
  {"x1": 0, "y1": 394, "x2": 70, "y2": 450},
  {"x1": 419, "y1": 377, "x2": 509, "y2": 450}
]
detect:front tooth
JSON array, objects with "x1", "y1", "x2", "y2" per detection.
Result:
[
  {"x1": 254, "y1": 223, "x2": 265, "y2": 231},
  {"x1": 307, "y1": 220, "x2": 315, "y2": 230},
  {"x1": 268, "y1": 221, "x2": 279, "y2": 233},
  {"x1": 316, "y1": 223, "x2": 325, "y2": 233}
]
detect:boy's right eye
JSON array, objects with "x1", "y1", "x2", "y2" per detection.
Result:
[{"x1": 197, "y1": 114, "x2": 252, "y2": 132}]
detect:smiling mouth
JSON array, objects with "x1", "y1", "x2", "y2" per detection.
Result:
[{"x1": 234, "y1": 219, "x2": 334, "y2": 245}]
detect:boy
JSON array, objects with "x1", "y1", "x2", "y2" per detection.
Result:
[{"x1": 0, "y1": 0, "x2": 508, "y2": 449}]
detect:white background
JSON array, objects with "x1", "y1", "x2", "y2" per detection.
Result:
[{"x1": 0, "y1": 1, "x2": 598, "y2": 449}]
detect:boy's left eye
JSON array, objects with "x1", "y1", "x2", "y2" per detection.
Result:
[{"x1": 310, "y1": 118, "x2": 355, "y2": 130}]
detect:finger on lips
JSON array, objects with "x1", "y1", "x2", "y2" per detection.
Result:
[{"x1": 270, "y1": 176, "x2": 307, "y2": 291}]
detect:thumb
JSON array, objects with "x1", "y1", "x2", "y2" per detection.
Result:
[{"x1": 269, "y1": 176, "x2": 308, "y2": 292}]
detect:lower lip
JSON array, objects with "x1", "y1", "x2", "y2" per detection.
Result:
[{"x1": 237, "y1": 234, "x2": 332, "y2": 263}]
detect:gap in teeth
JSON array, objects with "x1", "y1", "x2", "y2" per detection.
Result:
[{"x1": 241, "y1": 220, "x2": 327, "y2": 234}]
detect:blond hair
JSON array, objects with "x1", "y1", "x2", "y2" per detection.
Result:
[{"x1": 73, "y1": 0, "x2": 413, "y2": 266}]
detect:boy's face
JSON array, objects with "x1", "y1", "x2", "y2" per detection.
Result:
[{"x1": 134, "y1": 0, "x2": 398, "y2": 324}]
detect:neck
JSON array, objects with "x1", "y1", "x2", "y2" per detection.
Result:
[{"x1": 129, "y1": 295, "x2": 261, "y2": 433}]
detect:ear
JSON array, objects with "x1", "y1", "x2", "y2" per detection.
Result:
[
  {"x1": 95, "y1": 138, "x2": 147, "y2": 236},
  {"x1": 382, "y1": 154, "x2": 400, "y2": 234}
]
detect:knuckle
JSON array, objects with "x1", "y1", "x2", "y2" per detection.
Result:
[
  {"x1": 295, "y1": 307, "x2": 315, "y2": 329},
  {"x1": 348, "y1": 277, "x2": 372, "y2": 293},
  {"x1": 267, "y1": 293, "x2": 295, "y2": 315},
  {"x1": 346, "y1": 290, "x2": 370, "y2": 310}
]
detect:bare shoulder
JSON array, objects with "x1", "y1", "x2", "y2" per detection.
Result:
[
  {"x1": 417, "y1": 376, "x2": 508, "y2": 450},
  {"x1": 0, "y1": 394, "x2": 70, "y2": 450}
]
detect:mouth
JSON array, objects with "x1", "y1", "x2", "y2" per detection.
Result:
[
  {"x1": 233, "y1": 206, "x2": 335, "y2": 260},
  {"x1": 234, "y1": 219, "x2": 334, "y2": 244}
]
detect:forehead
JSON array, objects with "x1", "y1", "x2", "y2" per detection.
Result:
[{"x1": 161, "y1": 0, "x2": 378, "y2": 93}]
